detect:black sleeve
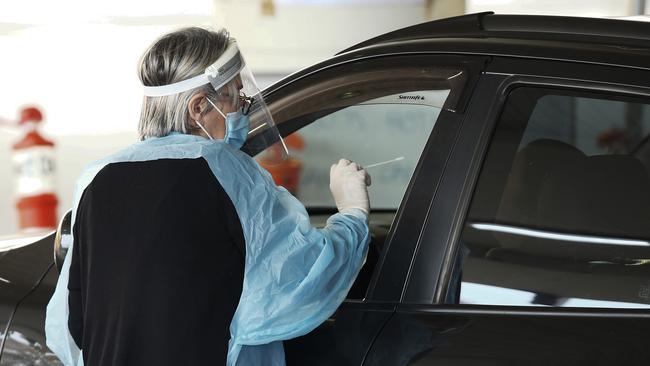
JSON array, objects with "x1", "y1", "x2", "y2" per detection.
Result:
[{"x1": 68, "y1": 203, "x2": 85, "y2": 349}]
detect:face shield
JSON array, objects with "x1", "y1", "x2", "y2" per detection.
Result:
[{"x1": 142, "y1": 38, "x2": 288, "y2": 159}]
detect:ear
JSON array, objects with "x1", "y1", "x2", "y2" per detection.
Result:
[{"x1": 187, "y1": 93, "x2": 206, "y2": 122}]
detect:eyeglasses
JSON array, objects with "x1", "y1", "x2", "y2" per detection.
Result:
[
  {"x1": 240, "y1": 93, "x2": 253, "y2": 115},
  {"x1": 216, "y1": 92, "x2": 253, "y2": 115}
]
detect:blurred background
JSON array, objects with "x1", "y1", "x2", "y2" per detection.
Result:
[{"x1": 0, "y1": 0, "x2": 648, "y2": 236}]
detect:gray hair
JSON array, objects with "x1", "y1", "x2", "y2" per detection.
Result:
[{"x1": 137, "y1": 27, "x2": 232, "y2": 140}]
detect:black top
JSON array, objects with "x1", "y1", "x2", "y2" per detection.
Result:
[
  {"x1": 67, "y1": 158, "x2": 245, "y2": 365},
  {"x1": 340, "y1": 13, "x2": 650, "y2": 54}
]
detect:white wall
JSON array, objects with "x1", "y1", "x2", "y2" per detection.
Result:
[
  {"x1": 0, "y1": 22, "x2": 200, "y2": 235},
  {"x1": 214, "y1": 1, "x2": 429, "y2": 73}
]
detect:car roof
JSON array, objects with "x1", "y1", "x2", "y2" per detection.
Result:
[
  {"x1": 339, "y1": 12, "x2": 650, "y2": 54},
  {"x1": 264, "y1": 12, "x2": 650, "y2": 96}
]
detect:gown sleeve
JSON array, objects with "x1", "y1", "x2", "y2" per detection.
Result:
[
  {"x1": 202, "y1": 146, "x2": 370, "y2": 366},
  {"x1": 46, "y1": 160, "x2": 108, "y2": 366},
  {"x1": 45, "y1": 245, "x2": 84, "y2": 366}
]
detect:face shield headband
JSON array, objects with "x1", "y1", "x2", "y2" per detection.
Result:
[
  {"x1": 142, "y1": 40, "x2": 245, "y2": 98},
  {"x1": 141, "y1": 39, "x2": 288, "y2": 157}
]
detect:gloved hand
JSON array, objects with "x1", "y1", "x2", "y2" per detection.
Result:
[{"x1": 330, "y1": 158, "x2": 371, "y2": 216}]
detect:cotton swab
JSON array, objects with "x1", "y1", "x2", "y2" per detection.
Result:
[{"x1": 364, "y1": 156, "x2": 405, "y2": 169}]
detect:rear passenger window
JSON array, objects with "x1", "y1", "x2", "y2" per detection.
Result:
[{"x1": 451, "y1": 87, "x2": 650, "y2": 308}]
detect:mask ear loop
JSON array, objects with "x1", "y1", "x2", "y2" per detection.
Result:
[
  {"x1": 194, "y1": 97, "x2": 227, "y2": 140},
  {"x1": 194, "y1": 120, "x2": 213, "y2": 140},
  {"x1": 205, "y1": 97, "x2": 229, "y2": 140},
  {"x1": 206, "y1": 97, "x2": 226, "y2": 119}
]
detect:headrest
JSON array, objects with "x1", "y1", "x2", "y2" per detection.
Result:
[
  {"x1": 538, "y1": 154, "x2": 650, "y2": 239},
  {"x1": 496, "y1": 139, "x2": 586, "y2": 227}
]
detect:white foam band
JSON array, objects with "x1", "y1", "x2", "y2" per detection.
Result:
[{"x1": 143, "y1": 74, "x2": 210, "y2": 97}]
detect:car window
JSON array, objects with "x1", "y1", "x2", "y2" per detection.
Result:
[
  {"x1": 449, "y1": 87, "x2": 650, "y2": 308},
  {"x1": 258, "y1": 62, "x2": 464, "y2": 299},
  {"x1": 296, "y1": 93, "x2": 448, "y2": 210}
]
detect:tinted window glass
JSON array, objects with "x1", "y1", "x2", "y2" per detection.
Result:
[{"x1": 451, "y1": 87, "x2": 650, "y2": 308}]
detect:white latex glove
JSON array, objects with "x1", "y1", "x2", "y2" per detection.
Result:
[{"x1": 329, "y1": 158, "x2": 371, "y2": 216}]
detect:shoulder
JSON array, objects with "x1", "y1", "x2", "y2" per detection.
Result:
[
  {"x1": 78, "y1": 134, "x2": 206, "y2": 186},
  {"x1": 200, "y1": 143, "x2": 273, "y2": 184},
  {"x1": 75, "y1": 142, "x2": 141, "y2": 189}
]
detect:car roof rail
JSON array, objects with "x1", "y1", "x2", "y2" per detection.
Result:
[
  {"x1": 338, "y1": 12, "x2": 650, "y2": 55},
  {"x1": 338, "y1": 12, "x2": 492, "y2": 55}
]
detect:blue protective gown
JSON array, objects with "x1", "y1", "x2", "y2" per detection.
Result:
[{"x1": 45, "y1": 133, "x2": 370, "y2": 365}]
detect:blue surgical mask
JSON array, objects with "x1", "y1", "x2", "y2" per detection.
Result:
[
  {"x1": 223, "y1": 110, "x2": 250, "y2": 149},
  {"x1": 203, "y1": 97, "x2": 250, "y2": 149}
]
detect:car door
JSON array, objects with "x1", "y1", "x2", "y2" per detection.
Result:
[
  {"x1": 258, "y1": 53, "x2": 486, "y2": 365},
  {"x1": 364, "y1": 58, "x2": 650, "y2": 365},
  {"x1": 0, "y1": 232, "x2": 59, "y2": 365}
]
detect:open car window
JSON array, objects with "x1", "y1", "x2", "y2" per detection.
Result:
[
  {"x1": 256, "y1": 59, "x2": 465, "y2": 299},
  {"x1": 296, "y1": 91, "x2": 449, "y2": 210}
]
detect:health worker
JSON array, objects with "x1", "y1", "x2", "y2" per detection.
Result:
[{"x1": 45, "y1": 27, "x2": 371, "y2": 366}]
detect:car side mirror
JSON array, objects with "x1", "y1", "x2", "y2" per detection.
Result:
[{"x1": 54, "y1": 210, "x2": 72, "y2": 273}]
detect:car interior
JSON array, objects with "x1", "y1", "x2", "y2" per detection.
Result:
[{"x1": 455, "y1": 87, "x2": 650, "y2": 307}]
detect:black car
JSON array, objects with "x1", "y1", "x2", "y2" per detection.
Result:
[{"x1": 2, "y1": 12, "x2": 650, "y2": 365}]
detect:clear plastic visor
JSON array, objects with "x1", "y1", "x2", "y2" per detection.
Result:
[
  {"x1": 209, "y1": 64, "x2": 287, "y2": 161},
  {"x1": 142, "y1": 39, "x2": 287, "y2": 160}
]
